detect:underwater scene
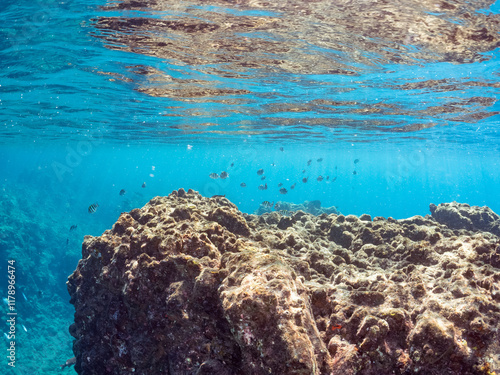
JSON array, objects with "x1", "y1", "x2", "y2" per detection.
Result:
[{"x1": 1, "y1": 0, "x2": 500, "y2": 374}]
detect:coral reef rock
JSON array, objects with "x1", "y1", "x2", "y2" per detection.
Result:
[
  {"x1": 431, "y1": 201, "x2": 500, "y2": 237},
  {"x1": 68, "y1": 189, "x2": 500, "y2": 375},
  {"x1": 255, "y1": 199, "x2": 339, "y2": 216}
]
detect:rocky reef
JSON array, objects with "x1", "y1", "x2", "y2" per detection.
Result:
[
  {"x1": 254, "y1": 199, "x2": 339, "y2": 216},
  {"x1": 430, "y1": 202, "x2": 500, "y2": 237},
  {"x1": 67, "y1": 190, "x2": 500, "y2": 375}
]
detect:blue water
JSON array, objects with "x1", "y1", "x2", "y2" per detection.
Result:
[{"x1": 1, "y1": 0, "x2": 500, "y2": 373}]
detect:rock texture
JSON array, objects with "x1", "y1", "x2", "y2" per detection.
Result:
[
  {"x1": 431, "y1": 202, "x2": 500, "y2": 237},
  {"x1": 68, "y1": 189, "x2": 500, "y2": 375}
]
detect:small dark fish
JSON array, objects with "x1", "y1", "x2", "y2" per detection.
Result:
[
  {"x1": 278, "y1": 183, "x2": 283, "y2": 187},
  {"x1": 142, "y1": 182, "x2": 146, "y2": 188},
  {"x1": 220, "y1": 171, "x2": 229, "y2": 179},
  {"x1": 279, "y1": 210, "x2": 289, "y2": 216},
  {"x1": 66, "y1": 238, "x2": 69, "y2": 246},
  {"x1": 270, "y1": 163, "x2": 276, "y2": 167},
  {"x1": 230, "y1": 163, "x2": 234, "y2": 167},
  {"x1": 69, "y1": 225, "x2": 77, "y2": 231},
  {"x1": 274, "y1": 203, "x2": 280, "y2": 210},
  {"x1": 326, "y1": 176, "x2": 330, "y2": 180},
  {"x1": 354, "y1": 159, "x2": 360, "y2": 164},
  {"x1": 332, "y1": 176, "x2": 337, "y2": 182},
  {"x1": 317, "y1": 175, "x2": 324, "y2": 182},
  {"x1": 240, "y1": 182, "x2": 247, "y2": 187},
  {"x1": 302, "y1": 177, "x2": 308, "y2": 183},
  {"x1": 307, "y1": 160, "x2": 312, "y2": 166},
  {"x1": 209, "y1": 173, "x2": 219, "y2": 179},
  {"x1": 262, "y1": 201, "x2": 273, "y2": 208},
  {"x1": 261, "y1": 176, "x2": 266, "y2": 180},
  {"x1": 317, "y1": 158, "x2": 323, "y2": 162},
  {"x1": 279, "y1": 188, "x2": 288, "y2": 195},
  {"x1": 353, "y1": 170, "x2": 357, "y2": 175},
  {"x1": 290, "y1": 183, "x2": 296, "y2": 189},
  {"x1": 60, "y1": 357, "x2": 76, "y2": 370},
  {"x1": 335, "y1": 166, "x2": 338, "y2": 170},
  {"x1": 258, "y1": 183, "x2": 268, "y2": 190},
  {"x1": 257, "y1": 169, "x2": 264, "y2": 175},
  {"x1": 302, "y1": 169, "x2": 306, "y2": 174},
  {"x1": 119, "y1": 189, "x2": 126, "y2": 196},
  {"x1": 88, "y1": 203, "x2": 99, "y2": 214},
  {"x1": 279, "y1": 147, "x2": 284, "y2": 151},
  {"x1": 212, "y1": 195, "x2": 225, "y2": 198}
]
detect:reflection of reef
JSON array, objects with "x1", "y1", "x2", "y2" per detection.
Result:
[
  {"x1": 89, "y1": 0, "x2": 500, "y2": 137},
  {"x1": 94, "y1": 0, "x2": 500, "y2": 75},
  {"x1": 68, "y1": 189, "x2": 500, "y2": 374}
]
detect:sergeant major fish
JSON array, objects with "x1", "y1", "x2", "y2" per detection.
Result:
[{"x1": 88, "y1": 203, "x2": 99, "y2": 214}]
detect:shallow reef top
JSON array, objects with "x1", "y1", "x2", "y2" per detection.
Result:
[{"x1": 68, "y1": 189, "x2": 500, "y2": 375}]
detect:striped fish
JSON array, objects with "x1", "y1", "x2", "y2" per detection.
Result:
[{"x1": 88, "y1": 203, "x2": 99, "y2": 214}]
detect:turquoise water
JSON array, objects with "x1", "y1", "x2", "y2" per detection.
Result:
[{"x1": 1, "y1": 0, "x2": 500, "y2": 373}]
